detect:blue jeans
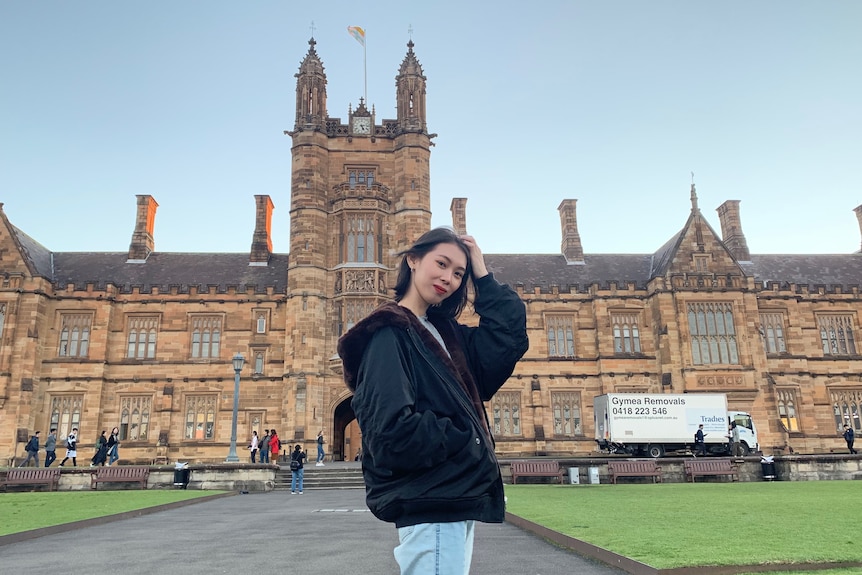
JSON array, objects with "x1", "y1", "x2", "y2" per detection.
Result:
[
  {"x1": 394, "y1": 521, "x2": 475, "y2": 575},
  {"x1": 108, "y1": 445, "x2": 119, "y2": 465},
  {"x1": 45, "y1": 451, "x2": 57, "y2": 467},
  {"x1": 260, "y1": 450, "x2": 269, "y2": 463},
  {"x1": 317, "y1": 444, "x2": 325, "y2": 463},
  {"x1": 291, "y1": 468, "x2": 304, "y2": 492}
]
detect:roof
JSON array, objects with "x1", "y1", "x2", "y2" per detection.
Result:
[
  {"x1": 51, "y1": 252, "x2": 289, "y2": 294},
  {"x1": 485, "y1": 252, "x2": 862, "y2": 292}
]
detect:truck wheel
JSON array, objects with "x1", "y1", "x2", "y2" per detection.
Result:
[
  {"x1": 738, "y1": 443, "x2": 750, "y2": 456},
  {"x1": 647, "y1": 444, "x2": 665, "y2": 458}
]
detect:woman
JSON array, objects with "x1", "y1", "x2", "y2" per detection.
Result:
[
  {"x1": 91, "y1": 430, "x2": 108, "y2": 467},
  {"x1": 316, "y1": 430, "x2": 325, "y2": 466},
  {"x1": 338, "y1": 228, "x2": 528, "y2": 574},
  {"x1": 107, "y1": 427, "x2": 120, "y2": 466},
  {"x1": 290, "y1": 444, "x2": 307, "y2": 494},
  {"x1": 268, "y1": 429, "x2": 280, "y2": 463},
  {"x1": 59, "y1": 427, "x2": 78, "y2": 467},
  {"x1": 249, "y1": 430, "x2": 259, "y2": 463}
]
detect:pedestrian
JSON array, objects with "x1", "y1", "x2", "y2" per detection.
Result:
[
  {"x1": 107, "y1": 427, "x2": 120, "y2": 466},
  {"x1": 290, "y1": 444, "x2": 307, "y2": 494},
  {"x1": 338, "y1": 228, "x2": 529, "y2": 575},
  {"x1": 843, "y1": 424, "x2": 857, "y2": 454},
  {"x1": 730, "y1": 422, "x2": 742, "y2": 457},
  {"x1": 44, "y1": 428, "x2": 58, "y2": 467},
  {"x1": 259, "y1": 429, "x2": 271, "y2": 464},
  {"x1": 249, "y1": 430, "x2": 259, "y2": 463},
  {"x1": 91, "y1": 430, "x2": 108, "y2": 467},
  {"x1": 269, "y1": 428, "x2": 280, "y2": 463},
  {"x1": 20, "y1": 431, "x2": 40, "y2": 467},
  {"x1": 59, "y1": 427, "x2": 78, "y2": 467},
  {"x1": 693, "y1": 424, "x2": 706, "y2": 457},
  {"x1": 316, "y1": 430, "x2": 326, "y2": 466}
]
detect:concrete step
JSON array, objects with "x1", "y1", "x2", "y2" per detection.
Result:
[{"x1": 275, "y1": 463, "x2": 365, "y2": 490}]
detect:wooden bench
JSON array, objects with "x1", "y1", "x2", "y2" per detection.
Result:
[
  {"x1": 91, "y1": 465, "x2": 150, "y2": 490},
  {"x1": 1, "y1": 468, "x2": 61, "y2": 492},
  {"x1": 607, "y1": 460, "x2": 663, "y2": 484},
  {"x1": 510, "y1": 460, "x2": 564, "y2": 484},
  {"x1": 684, "y1": 458, "x2": 739, "y2": 482}
]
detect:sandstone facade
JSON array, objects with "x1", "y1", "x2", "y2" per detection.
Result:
[{"x1": 2, "y1": 39, "x2": 861, "y2": 465}]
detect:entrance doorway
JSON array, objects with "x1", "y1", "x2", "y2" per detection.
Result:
[{"x1": 333, "y1": 397, "x2": 361, "y2": 462}]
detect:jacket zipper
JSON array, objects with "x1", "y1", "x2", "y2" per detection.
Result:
[{"x1": 408, "y1": 328, "x2": 497, "y2": 456}]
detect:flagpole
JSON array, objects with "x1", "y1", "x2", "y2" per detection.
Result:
[{"x1": 363, "y1": 31, "x2": 367, "y2": 104}]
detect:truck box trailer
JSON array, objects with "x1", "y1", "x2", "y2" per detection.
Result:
[{"x1": 594, "y1": 393, "x2": 758, "y2": 458}]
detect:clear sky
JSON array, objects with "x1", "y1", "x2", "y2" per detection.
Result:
[{"x1": 2, "y1": 1, "x2": 860, "y2": 257}]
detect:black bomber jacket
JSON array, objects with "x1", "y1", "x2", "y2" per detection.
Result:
[{"x1": 337, "y1": 273, "x2": 528, "y2": 528}]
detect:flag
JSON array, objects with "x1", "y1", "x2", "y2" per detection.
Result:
[{"x1": 347, "y1": 25, "x2": 365, "y2": 47}]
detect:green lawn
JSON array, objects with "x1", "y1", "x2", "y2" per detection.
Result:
[
  {"x1": 504, "y1": 481, "x2": 861, "y2": 570},
  {"x1": 0, "y1": 490, "x2": 220, "y2": 536}
]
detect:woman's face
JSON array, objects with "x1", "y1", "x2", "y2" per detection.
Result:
[{"x1": 404, "y1": 242, "x2": 467, "y2": 312}]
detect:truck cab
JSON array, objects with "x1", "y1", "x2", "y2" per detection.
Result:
[{"x1": 729, "y1": 411, "x2": 759, "y2": 455}]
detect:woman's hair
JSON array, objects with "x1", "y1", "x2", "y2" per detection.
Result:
[
  {"x1": 294, "y1": 444, "x2": 302, "y2": 451},
  {"x1": 270, "y1": 429, "x2": 276, "y2": 435},
  {"x1": 393, "y1": 227, "x2": 472, "y2": 318},
  {"x1": 253, "y1": 430, "x2": 258, "y2": 435}
]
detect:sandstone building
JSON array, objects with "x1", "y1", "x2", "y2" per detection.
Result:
[{"x1": 2, "y1": 38, "x2": 861, "y2": 464}]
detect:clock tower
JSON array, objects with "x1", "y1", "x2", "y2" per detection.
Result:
[
  {"x1": 283, "y1": 38, "x2": 433, "y2": 456},
  {"x1": 350, "y1": 99, "x2": 373, "y2": 136}
]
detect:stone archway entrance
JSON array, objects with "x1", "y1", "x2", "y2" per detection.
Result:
[{"x1": 333, "y1": 397, "x2": 361, "y2": 462}]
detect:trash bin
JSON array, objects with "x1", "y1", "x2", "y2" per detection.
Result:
[
  {"x1": 568, "y1": 467, "x2": 580, "y2": 484},
  {"x1": 173, "y1": 462, "x2": 190, "y2": 489},
  {"x1": 760, "y1": 455, "x2": 776, "y2": 481},
  {"x1": 588, "y1": 466, "x2": 600, "y2": 484}
]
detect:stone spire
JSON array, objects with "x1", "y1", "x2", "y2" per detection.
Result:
[
  {"x1": 396, "y1": 40, "x2": 427, "y2": 133},
  {"x1": 294, "y1": 37, "x2": 327, "y2": 130}
]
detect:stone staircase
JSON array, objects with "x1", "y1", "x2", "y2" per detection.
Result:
[{"x1": 275, "y1": 461, "x2": 365, "y2": 490}]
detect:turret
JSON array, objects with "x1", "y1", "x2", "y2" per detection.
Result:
[{"x1": 294, "y1": 37, "x2": 327, "y2": 130}]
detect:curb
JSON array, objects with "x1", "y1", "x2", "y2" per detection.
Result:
[
  {"x1": 505, "y1": 512, "x2": 862, "y2": 574},
  {"x1": 0, "y1": 490, "x2": 237, "y2": 547}
]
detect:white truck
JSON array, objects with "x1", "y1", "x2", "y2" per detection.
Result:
[{"x1": 594, "y1": 393, "x2": 759, "y2": 458}]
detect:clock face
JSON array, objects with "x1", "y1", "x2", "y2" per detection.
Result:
[{"x1": 353, "y1": 117, "x2": 371, "y2": 135}]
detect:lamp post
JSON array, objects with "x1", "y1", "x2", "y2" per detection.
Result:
[{"x1": 226, "y1": 352, "x2": 245, "y2": 463}]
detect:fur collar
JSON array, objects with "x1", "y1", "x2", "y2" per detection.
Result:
[
  {"x1": 337, "y1": 302, "x2": 460, "y2": 391},
  {"x1": 337, "y1": 302, "x2": 490, "y2": 437}
]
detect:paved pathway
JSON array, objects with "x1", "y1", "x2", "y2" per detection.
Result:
[{"x1": 1, "y1": 488, "x2": 626, "y2": 574}]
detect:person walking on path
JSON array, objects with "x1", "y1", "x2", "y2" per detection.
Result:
[
  {"x1": 338, "y1": 228, "x2": 529, "y2": 575},
  {"x1": 107, "y1": 427, "x2": 120, "y2": 465},
  {"x1": 259, "y1": 429, "x2": 271, "y2": 464},
  {"x1": 843, "y1": 424, "x2": 857, "y2": 454},
  {"x1": 290, "y1": 444, "x2": 307, "y2": 494},
  {"x1": 248, "y1": 430, "x2": 259, "y2": 463},
  {"x1": 20, "y1": 431, "x2": 40, "y2": 467},
  {"x1": 91, "y1": 430, "x2": 108, "y2": 466},
  {"x1": 693, "y1": 424, "x2": 706, "y2": 457},
  {"x1": 59, "y1": 428, "x2": 78, "y2": 467},
  {"x1": 44, "y1": 428, "x2": 58, "y2": 467},
  {"x1": 316, "y1": 430, "x2": 326, "y2": 466}
]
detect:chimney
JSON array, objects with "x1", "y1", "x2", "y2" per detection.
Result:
[
  {"x1": 250, "y1": 195, "x2": 274, "y2": 265},
  {"x1": 450, "y1": 198, "x2": 467, "y2": 236},
  {"x1": 558, "y1": 199, "x2": 584, "y2": 263},
  {"x1": 127, "y1": 195, "x2": 158, "y2": 262},
  {"x1": 854, "y1": 205, "x2": 862, "y2": 253},
  {"x1": 716, "y1": 200, "x2": 751, "y2": 262}
]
